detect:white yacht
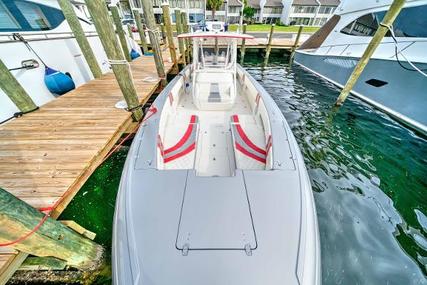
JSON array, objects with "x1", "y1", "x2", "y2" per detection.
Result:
[
  {"x1": 113, "y1": 32, "x2": 321, "y2": 285},
  {"x1": 294, "y1": 0, "x2": 427, "y2": 135},
  {"x1": 0, "y1": 0, "x2": 140, "y2": 124}
]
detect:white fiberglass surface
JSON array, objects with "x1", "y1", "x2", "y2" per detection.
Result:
[{"x1": 161, "y1": 80, "x2": 267, "y2": 176}]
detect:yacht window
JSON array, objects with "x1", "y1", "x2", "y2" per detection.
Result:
[
  {"x1": 0, "y1": 0, "x2": 65, "y2": 32},
  {"x1": 341, "y1": 13, "x2": 379, "y2": 36},
  {"x1": 376, "y1": 5, "x2": 427, "y2": 37},
  {"x1": 15, "y1": 1, "x2": 51, "y2": 30},
  {"x1": 0, "y1": 1, "x2": 20, "y2": 30},
  {"x1": 341, "y1": 5, "x2": 427, "y2": 38}
]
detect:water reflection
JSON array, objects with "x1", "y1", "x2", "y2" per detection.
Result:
[{"x1": 245, "y1": 63, "x2": 427, "y2": 284}]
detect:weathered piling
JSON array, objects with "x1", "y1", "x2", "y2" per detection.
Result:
[
  {"x1": 161, "y1": 0, "x2": 178, "y2": 66},
  {"x1": 214, "y1": 37, "x2": 219, "y2": 57},
  {"x1": 175, "y1": 9, "x2": 186, "y2": 65},
  {"x1": 289, "y1": 25, "x2": 303, "y2": 64},
  {"x1": 263, "y1": 24, "x2": 275, "y2": 66},
  {"x1": 58, "y1": 0, "x2": 103, "y2": 79},
  {"x1": 0, "y1": 188, "x2": 104, "y2": 270},
  {"x1": 0, "y1": 59, "x2": 37, "y2": 113},
  {"x1": 335, "y1": 0, "x2": 405, "y2": 106},
  {"x1": 133, "y1": 10, "x2": 149, "y2": 54},
  {"x1": 160, "y1": 23, "x2": 167, "y2": 43},
  {"x1": 110, "y1": 5, "x2": 132, "y2": 62},
  {"x1": 240, "y1": 23, "x2": 247, "y2": 65},
  {"x1": 85, "y1": 0, "x2": 143, "y2": 121},
  {"x1": 140, "y1": 0, "x2": 167, "y2": 86},
  {"x1": 127, "y1": 23, "x2": 134, "y2": 40},
  {"x1": 181, "y1": 12, "x2": 191, "y2": 63}
]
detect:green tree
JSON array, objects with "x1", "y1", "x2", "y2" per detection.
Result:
[
  {"x1": 243, "y1": 6, "x2": 255, "y2": 21},
  {"x1": 207, "y1": 0, "x2": 223, "y2": 19},
  {"x1": 242, "y1": 0, "x2": 255, "y2": 23}
]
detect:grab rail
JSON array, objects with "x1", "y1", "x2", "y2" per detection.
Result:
[{"x1": 0, "y1": 31, "x2": 98, "y2": 43}]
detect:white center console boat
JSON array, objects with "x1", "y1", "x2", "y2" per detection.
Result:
[{"x1": 113, "y1": 32, "x2": 321, "y2": 285}]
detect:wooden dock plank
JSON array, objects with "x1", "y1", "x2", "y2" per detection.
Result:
[{"x1": 0, "y1": 48, "x2": 177, "y2": 284}]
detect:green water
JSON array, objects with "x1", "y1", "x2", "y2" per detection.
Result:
[{"x1": 60, "y1": 55, "x2": 427, "y2": 284}]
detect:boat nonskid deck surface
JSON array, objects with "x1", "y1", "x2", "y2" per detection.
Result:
[{"x1": 161, "y1": 79, "x2": 266, "y2": 176}]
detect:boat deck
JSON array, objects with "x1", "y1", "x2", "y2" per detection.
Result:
[
  {"x1": 168, "y1": 82, "x2": 265, "y2": 176},
  {"x1": 160, "y1": 68, "x2": 270, "y2": 177},
  {"x1": 0, "y1": 49, "x2": 178, "y2": 284}
]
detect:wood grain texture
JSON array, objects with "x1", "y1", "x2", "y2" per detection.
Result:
[{"x1": 0, "y1": 49, "x2": 177, "y2": 284}]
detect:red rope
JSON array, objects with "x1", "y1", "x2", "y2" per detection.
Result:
[{"x1": 0, "y1": 106, "x2": 157, "y2": 247}]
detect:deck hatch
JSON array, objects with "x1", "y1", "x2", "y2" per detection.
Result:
[
  {"x1": 365, "y1": 79, "x2": 388, "y2": 87},
  {"x1": 176, "y1": 171, "x2": 257, "y2": 251}
]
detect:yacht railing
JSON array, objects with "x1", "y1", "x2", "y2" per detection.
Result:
[
  {"x1": 0, "y1": 31, "x2": 99, "y2": 43},
  {"x1": 317, "y1": 39, "x2": 426, "y2": 57}
]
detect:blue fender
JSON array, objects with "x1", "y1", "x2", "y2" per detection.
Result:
[
  {"x1": 44, "y1": 67, "x2": 75, "y2": 95},
  {"x1": 130, "y1": 49, "x2": 141, "y2": 60}
]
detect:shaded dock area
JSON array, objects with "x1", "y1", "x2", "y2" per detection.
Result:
[{"x1": 0, "y1": 49, "x2": 177, "y2": 283}]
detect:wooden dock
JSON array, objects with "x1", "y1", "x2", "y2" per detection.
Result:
[
  {"x1": 239, "y1": 37, "x2": 303, "y2": 49},
  {"x1": 0, "y1": 48, "x2": 177, "y2": 284}
]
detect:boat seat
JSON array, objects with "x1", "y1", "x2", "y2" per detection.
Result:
[
  {"x1": 193, "y1": 71, "x2": 236, "y2": 110},
  {"x1": 230, "y1": 115, "x2": 267, "y2": 170},
  {"x1": 159, "y1": 115, "x2": 199, "y2": 169}
]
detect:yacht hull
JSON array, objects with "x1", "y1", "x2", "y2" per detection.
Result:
[{"x1": 294, "y1": 51, "x2": 427, "y2": 135}]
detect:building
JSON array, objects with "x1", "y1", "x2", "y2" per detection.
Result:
[
  {"x1": 121, "y1": 0, "x2": 339, "y2": 26},
  {"x1": 235, "y1": 0, "x2": 339, "y2": 25},
  {"x1": 122, "y1": 0, "x2": 242, "y2": 24},
  {"x1": 261, "y1": 0, "x2": 284, "y2": 24},
  {"x1": 281, "y1": 0, "x2": 340, "y2": 26},
  {"x1": 205, "y1": 0, "x2": 243, "y2": 23}
]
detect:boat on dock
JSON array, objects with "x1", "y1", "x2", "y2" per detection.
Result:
[
  {"x1": 294, "y1": 0, "x2": 427, "y2": 135},
  {"x1": 113, "y1": 32, "x2": 320, "y2": 285}
]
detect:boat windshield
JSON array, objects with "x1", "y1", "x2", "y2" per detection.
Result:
[{"x1": 192, "y1": 37, "x2": 237, "y2": 71}]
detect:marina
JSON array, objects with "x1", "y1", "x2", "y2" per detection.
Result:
[{"x1": 0, "y1": 0, "x2": 426, "y2": 284}]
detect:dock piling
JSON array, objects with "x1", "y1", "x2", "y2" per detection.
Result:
[
  {"x1": 0, "y1": 188, "x2": 104, "y2": 270},
  {"x1": 175, "y1": 10, "x2": 186, "y2": 65},
  {"x1": 140, "y1": 0, "x2": 167, "y2": 86},
  {"x1": 161, "y1": 1, "x2": 178, "y2": 66},
  {"x1": 181, "y1": 12, "x2": 191, "y2": 63},
  {"x1": 85, "y1": 0, "x2": 143, "y2": 121},
  {"x1": 133, "y1": 10, "x2": 149, "y2": 54},
  {"x1": 160, "y1": 23, "x2": 167, "y2": 43},
  {"x1": 263, "y1": 24, "x2": 275, "y2": 66},
  {"x1": 110, "y1": 5, "x2": 132, "y2": 62},
  {"x1": 58, "y1": 0, "x2": 103, "y2": 79},
  {"x1": 240, "y1": 24, "x2": 247, "y2": 65},
  {"x1": 0, "y1": 59, "x2": 37, "y2": 114},
  {"x1": 289, "y1": 25, "x2": 303, "y2": 64},
  {"x1": 335, "y1": 0, "x2": 405, "y2": 106},
  {"x1": 127, "y1": 23, "x2": 134, "y2": 40}
]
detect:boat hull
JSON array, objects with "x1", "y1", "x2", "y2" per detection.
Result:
[
  {"x1": 294, "y1": 51, "x2": 427, "y2": 135},
  {"x1": 112, "y1": 66, "x2": 321, "y2": 285}
]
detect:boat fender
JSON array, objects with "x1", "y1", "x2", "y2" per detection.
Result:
[
  {"x1": 130, "y1": 49, "x2": 141, "y2": 60},
  {"x1": 44, "y1": 66, "x2": 75, "y2": 96}
]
